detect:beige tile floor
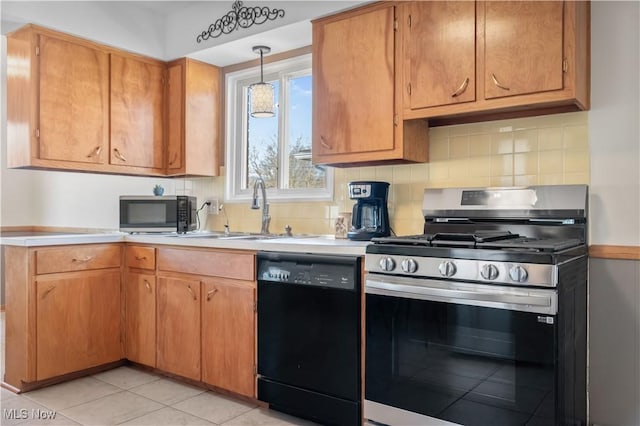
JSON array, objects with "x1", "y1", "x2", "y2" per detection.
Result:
[{"x1": 0, "y1": 312, "x2": 314, "y2": 426}]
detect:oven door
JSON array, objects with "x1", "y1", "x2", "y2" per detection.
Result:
[{"x1": 365, "y1": 274, "x2": 558, "y2": 426}]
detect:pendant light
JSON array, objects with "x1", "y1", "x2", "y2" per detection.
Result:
[{"x1": 249, "y1": 46, "x2": 275, "y2": 118}]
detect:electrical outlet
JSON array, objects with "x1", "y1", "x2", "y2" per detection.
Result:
[{"x1": 205, "y1": 198, "x2": 219, "y2": 215}]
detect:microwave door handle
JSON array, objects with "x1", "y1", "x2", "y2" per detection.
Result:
[{"x1": 366, "y1": 278, "x2": 556, "y2": 314}]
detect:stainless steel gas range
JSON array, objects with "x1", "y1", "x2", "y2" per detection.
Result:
[{"x1": 364, "y1": 185, "x2": 588, "y2": 426}]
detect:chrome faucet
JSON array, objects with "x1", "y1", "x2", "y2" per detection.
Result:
[{"x1": 251, "y1": 177, "x2": 270, "y2": 234}]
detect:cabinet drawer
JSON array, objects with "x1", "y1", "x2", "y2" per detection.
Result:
[
  {"x1": 36, "y1": 244, "x2": 121, "y2": 274},
  {"x1": 126, "y1": 246, "x2": 156, "y2": 270},
  {"x1": 158, "y1": 248, "x2": 255, "y2": 281}
]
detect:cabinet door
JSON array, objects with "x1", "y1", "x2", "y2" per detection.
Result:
[
  {"x1": 405, "y1": 2, "x2": 476, "y2": 109},
  {"x1": 313, "y1": 5, "x2": 395, "y2": 158},
  {"x1": 157, "y1": 276, "x2": 201, "y2": 381},
  {"x1": 484, "y1": 1, "x2": 564, "y2": 99},
  {"x1": 39, "y1": 34, "x2": 109, "y2": 163},
  {"x1": 184, "y1": 59, "x2": 220, "y2": 176},
  {"x1": 202, "y1": 279, "x2": 255, "y2": 397},
  {"x1": 166, "y1": 62, "x2": 184, "y2": 172},
  {"x1": 125, "y1": 272, "x2": 156, "y2": 367},
  {"x1": 164, "y1": 58, "x2": 221, "y2": 176},
  {"x1": 110, "y1": 54, "x2": 164, "y2": 169},
  {"x1": 36, "y1": 270, "x2": 121, "y2": 380}
]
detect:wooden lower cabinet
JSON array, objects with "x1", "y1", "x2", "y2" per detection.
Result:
[
  {"x1": 201, "y1": 278, "x2": 256, "y2": 397},
  {"x1": 156, "y1": 276, "x2": 201, "y2": 381},
  {"x1": 125, "y1": 272, "x2": 156, "y2": 367},
  {"x1": 36, "y1": 270, "x2": 122, "y2": 380}
]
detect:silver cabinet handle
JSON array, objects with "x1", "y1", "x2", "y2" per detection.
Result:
[
  {"x1": 144, "y1": 280, "x2": 152, "y2": 292},
  {"x1": 206, "y1": 288, "x2": 218, "y2": 301},
  {"x1": 451, "y1": 77, "x2": 470, "y2": 97},
  {"x1": 187, "y1": 284, "x2": 197, "y2": 300},
  {"x1": 491, "y1": 73, "x2": 510, "y2": 91},
  {"x1": 113, "y1": 148, "x2": 127, "y2": 162},
  {"x1": 72, "y1": 256, "x2": 94, "y2": 263}
]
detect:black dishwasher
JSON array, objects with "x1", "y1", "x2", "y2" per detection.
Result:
[{"x1": 257, "y1": 251, "x2": 361, "y2": 426}]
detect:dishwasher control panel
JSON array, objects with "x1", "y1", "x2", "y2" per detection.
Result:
[{"x1": 257, "y1": 252, "x2": 360, "y2": 291}]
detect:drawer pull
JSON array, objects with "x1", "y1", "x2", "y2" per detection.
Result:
[
  {"x1": 206, "y1": 288, "x2": 218, "y2": 301},
  {"x1": 113, "y1": 148, "x2": 127, "y2": 162},
  {"x1": 451, "y1": 77, "x2": 470, "y2": 97},
  {"x1": 187, "y1": 284, "x2": 197, "y2": 301},
  {"x1": 168, "y1": 152, "x2": 178, "y2": 166},
  {"x1": 42, "y1": 285, "x2": 56, "y2": 299},
  {"x1": 144, "y1": 280, "x2": 152, "y2": 292},
  {"x1": 491, "y1": 73, "x2": 510, "y2": 91},
  {"x1": 135, "y1": 255, "x2": 147, "y2": 261},
  {"x1": 86, "y1": 146, "x2": 102, "y2": 158},
  {"x1": 320, "y1": 136, "x2": 332, "y2": 150},
  {"x1": 72, "y1": 256, "x2": 94, "y2": 263}
]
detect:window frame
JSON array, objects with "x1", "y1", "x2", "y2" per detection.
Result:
[{"x1": 224, "y1": 53, "x2": 333, "y2": 203}]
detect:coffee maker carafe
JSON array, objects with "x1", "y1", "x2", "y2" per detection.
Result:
[{"x1": 347, "y1": 181, "x2": 390, "y2": 241}]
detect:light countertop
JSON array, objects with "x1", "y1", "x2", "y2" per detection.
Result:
[{"x1": 0, "y1": 231, "x2": 370, "y2": 256}]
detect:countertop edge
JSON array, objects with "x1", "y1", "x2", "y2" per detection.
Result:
[{"x1": 1, "y1": 233, "x2": 369, "y2": 256}]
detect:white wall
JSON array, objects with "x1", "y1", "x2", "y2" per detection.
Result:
[{"x1": 589, "y1": 1, "x2": 640, "y2": 246}]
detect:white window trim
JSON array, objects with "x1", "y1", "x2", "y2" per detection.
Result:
[{"x1": 225, "y1": 53, "x2": 333, "y2": 203}]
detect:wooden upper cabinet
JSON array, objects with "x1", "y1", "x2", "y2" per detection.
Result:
[
  {"x1": 110, "y1": 54, "x2": 165, "y2": 170},
  {"x1": 166, "y1": 58, "x2": 220, "y2": 176},
  {"x1": 404, "y1": 1, "x2": 476, "y2": 110},
  {"x1": 6, "y1": 25, "x2": 112, "y2": 169},
  {"x1": 401, "y1": 1, "x2": 589, "y2": 122},
  {"x1": 312, "y1": 3, "x2": 427, "y2": 166},
  {"x1": 38, "y1": 35, "x2": 109, "y2": 164},
  {"x1": 484, "y1": 1, "x2": 564, "y2": 100},
  {"x1": 6, "y1": 25, "x2": 172, "y2": 175},
  {"x1": 313, "y1": 5, "x2": 395, "y2": 159}
]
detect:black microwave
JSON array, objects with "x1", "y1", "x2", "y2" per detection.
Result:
[{"x1": 120, "y1": 196, "x2": 197, "y2": 233}]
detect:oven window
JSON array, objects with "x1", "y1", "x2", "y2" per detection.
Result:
[{"x1": 366, "y1": 294, "x2": 556, "y2": 425}]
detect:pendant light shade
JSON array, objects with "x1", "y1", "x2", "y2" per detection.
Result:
[{"x1": 250, "y1": 46, "x2": 275, "y2": 118}]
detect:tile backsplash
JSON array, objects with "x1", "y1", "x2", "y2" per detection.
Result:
[{"x1": 193, "y1": 111, "x2": 589, "y2": 236}]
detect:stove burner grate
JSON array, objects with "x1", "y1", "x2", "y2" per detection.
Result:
[{"x1": 372, "y1": 232, "x2": 582, "y2": 252}]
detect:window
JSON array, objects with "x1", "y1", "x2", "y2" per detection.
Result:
[{"x1": 225, "y1": 54, "x2": 333, "y2": 202}]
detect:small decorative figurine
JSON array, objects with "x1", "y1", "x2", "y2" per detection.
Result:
[
  {"x1": 335, "y1": 216, "x2": 347, "y2": 239},
  {"x1": 153, "y1": 184, "x2": 165, "y2": 196}
]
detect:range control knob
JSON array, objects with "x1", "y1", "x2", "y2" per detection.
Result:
[
  {"x1": 509, "y1": 265, "x2": 528, "y2": 283},
  {"x1": 401, "y1": 258, "x2": 418, "y2": 274},
  {"x1": 438, "y1": 261, "x2": 457, "y2": 277},
  {"x1": 480, "y1": 264, "x2": 499, "y2": 280},
  {"x1": 379, "y1": 257, "x2": 396, "y2": 272}
]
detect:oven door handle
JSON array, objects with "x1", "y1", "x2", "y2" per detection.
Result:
[{"x1": 366, "y1": 276, "x2": 557, "y2": 314}]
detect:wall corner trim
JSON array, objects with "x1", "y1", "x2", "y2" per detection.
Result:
[{"x1": 589, "y1": 245, "x2": 640, "y2": 260}]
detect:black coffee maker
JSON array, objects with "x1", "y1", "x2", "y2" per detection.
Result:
[{"x1": 347, "y1": 181, "x2": 391, "y2": 241}]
